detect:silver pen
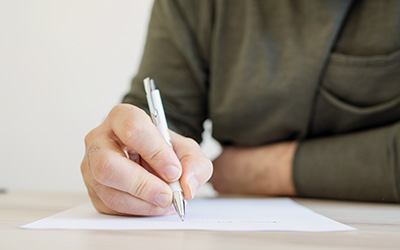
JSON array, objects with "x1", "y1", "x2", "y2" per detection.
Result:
[{"x1": 143, "y1": 77, "x2": 185, "y2": 221}]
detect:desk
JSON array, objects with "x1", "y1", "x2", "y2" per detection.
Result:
[{"x1": 1, "y1": 191, "x2": 399, "y2": 250}]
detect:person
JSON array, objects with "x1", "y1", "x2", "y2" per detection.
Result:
[{"x1": 81, "y1": 0, "x2": 400, "y2": 216}]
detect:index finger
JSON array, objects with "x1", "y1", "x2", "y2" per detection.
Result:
[
  {"x1": 106, "y1": 104, "x2": 182, "y2": 183},
  {"x1": 170, "y1": 131, "x2": 214, "y2": 200}
]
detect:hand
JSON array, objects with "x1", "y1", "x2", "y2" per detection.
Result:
[
  {"x1": 210, "y1": 141, "x2": 297, "y2": 196},
  {"x1": 81, "y1": 104, "x2": 213, "y2": 216}
]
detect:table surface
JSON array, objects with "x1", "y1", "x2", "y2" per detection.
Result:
[{"x1": 1, "y1": 190, "x2": 400, "y2": 250}]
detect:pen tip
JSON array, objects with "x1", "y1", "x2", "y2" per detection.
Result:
[{"x1": 180, "y1": 215, "x2": 185, "y2": 222}]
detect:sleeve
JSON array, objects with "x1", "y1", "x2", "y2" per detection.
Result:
[
  {"x1": 293, "y1": 121, "x2": 400, "y2": 203},
  {"x1": 122, "y1": 0, "x2": 212, "y2": 143}
]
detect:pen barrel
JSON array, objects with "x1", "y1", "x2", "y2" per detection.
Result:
[
  {"x1": 151, "y1": 89, "x2": 183, "y2": 193},
  {"x1": 144, "y1": 78, "x2": 186, "y2": 221},
  {"x1": 151, "y1": 90, "x2": 173, "y2": 148},
  {"x1": 169, "y1": 181, "x2": 183, "y2": 192},
  {"x1": 152, "y1": 91, "x2": 184, "y2": 202}
]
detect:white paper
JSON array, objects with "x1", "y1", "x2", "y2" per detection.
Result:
[{"x1": 21, "y1": 198, "x2": 355, "y2": 232}]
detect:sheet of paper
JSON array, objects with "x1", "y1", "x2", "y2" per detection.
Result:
[{"x1": 21, "y1": 198, "x2": 355, "y2": 232}]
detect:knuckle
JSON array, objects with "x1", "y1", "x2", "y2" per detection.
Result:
[
  {"x1": 120, "y1": 122, "x2": 147, "y2": 149},
  {"x1": 115, "y1": 109, "x2": 150, "y2": 145},
  {"x1": 192, "y1": 155, "x2": 213, "y2": 182},
  {"x1": 109, "y1": 104, "x2": 147, "y2": 121},
  {"x1": 87, "y1": 142, "x2": 101, "y2": 159},
  {"x1": 147, "y1": 147, "x2": 167, "y2": 164},
  {"x1": 185, "y1": 137, "x2": 198, "y2": 147},
  {"x1": 194, "y1": 157, "x2": 213, "y2": 185},
  {"x1": 109, "y1": 104, "x2": 132, "y2": 124},
  {"x1": 109, "y1": 103, "x2": 128, "y2": 117},
  {"x1": 91, "y1": 156, "x2": 112, "y2": 184},
  {"x1": 129, "y1": 176, "x2": 152, "y2": 198},
  {"x1": 181, "y1": 137, "x2": 201, "y2": 151},
  {"x1": 120, "y1": 122, "x2": 136, "y2": 142},
  {"x1": 84, "y1": 130, "x2": 96, "y2": 147},
  {"x1": 80, "y1": 157, "x2": 88, "y2": 175}
]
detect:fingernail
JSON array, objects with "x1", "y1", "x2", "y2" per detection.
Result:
[
  {"x1": 164, "y1": 165, "x2": 180, "y2": 181},
  {"x1": 189, "y1": 176, "x2": 199, "y2": 199},
  {"x1": 155, "y1": 193, "x2": 171, "y2": 208}
]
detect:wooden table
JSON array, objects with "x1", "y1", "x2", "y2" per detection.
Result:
[{"x1": 1, "y1": 191, "x2": 399, "y2": 250}]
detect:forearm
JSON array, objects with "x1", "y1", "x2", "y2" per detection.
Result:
[
  {"x1": 211, "y1": 141, "x2": 297, "y2": 196},
  {"x1": 293, "y1": 121, "x2": 400, "y2": 203},
  {"x1": 122, "y1": 0, "x2": 208, "y2": 143}
]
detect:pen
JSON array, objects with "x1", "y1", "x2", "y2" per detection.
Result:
[{"x1": 143, "y1": 77, "x2": 185, "y2": 221}]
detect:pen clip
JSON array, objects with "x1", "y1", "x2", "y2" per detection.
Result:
[
  {"x1": 144, "y1": 77, "x2": 159, "y2": 126},
  {"x1": 151, "y1": 108, "x2": 159, "y2": 126}
]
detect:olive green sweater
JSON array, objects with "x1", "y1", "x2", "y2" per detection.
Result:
[{"x1": 123, "y1": 0, "x2": 400, "y2": 202}]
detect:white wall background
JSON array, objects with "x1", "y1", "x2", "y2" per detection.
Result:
[{"x1": 0, "y1": 0, "x2": 155, "y2": 192}]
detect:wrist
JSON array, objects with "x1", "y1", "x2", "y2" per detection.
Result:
[
  {"x1": 274, "y1": 141, "x2": 297, "y2": 196},
  {"x1": 253, "y1": 141, "x2": 297, "y2": 196}
]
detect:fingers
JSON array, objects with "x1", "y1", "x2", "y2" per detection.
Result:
[
  {"x1": 107, "y1": 104, "x2": 182, "y2": 183},
  {"x1": 170, "y1": 131, "x2": 213, "y2": 200},
  {"x1": 81, "y1": 103, "x2": 213, "y2": 216},
  {"x1": 84, "y1": 130, "x2": 173, "y2": 209},
  {"x1": 81, "y1": 158, "x2": 175, "y2": 216}
]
